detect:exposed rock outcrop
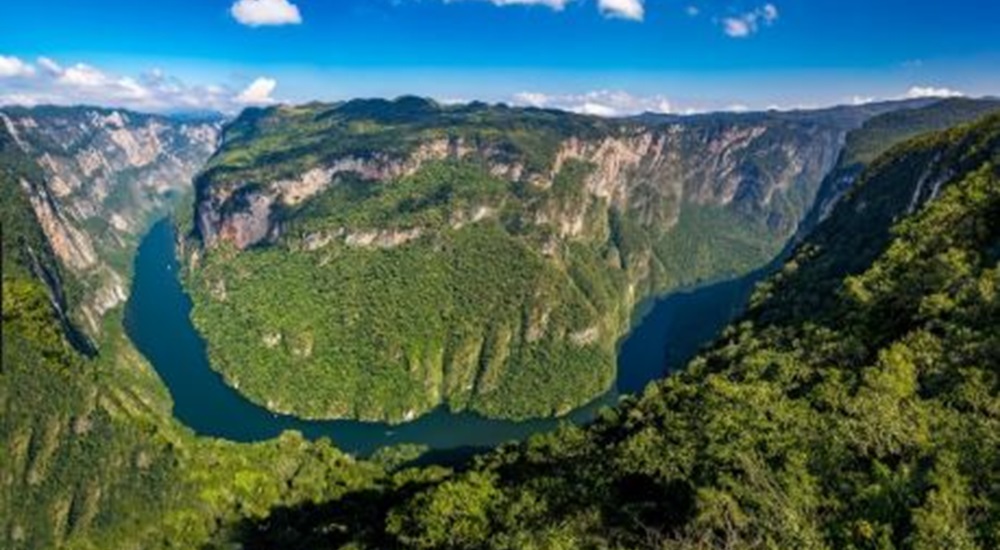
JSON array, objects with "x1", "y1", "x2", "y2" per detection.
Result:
[
  {"x1": 1, "y1": 106, "x2": 221, "y2": 335},
  {"x1": 187, "y1": 98, "x2": 1000, "y2": 424},
  {"x1": 197, "y1": 137, "x2": 504, "y2": 249},
  {"x1": 198, "y1": 120, "x2": 843, "y2": 252}
]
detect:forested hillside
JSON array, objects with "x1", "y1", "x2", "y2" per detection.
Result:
[
  {"x1": 6, "y1": 105, "x2": 1000, "y2": 549},
  {"x1": 804, "y1": 97, "x2": 1000, "y2": 228},
  {"x1": 1, "y1": 123, "x2": 389, "y2": 550},
  {"x1": 184, "y1": 97, "x2": 923, "y2": 423},
  {"x1": 228, "y1": 113, "x2": 1000, "y2": 549}
]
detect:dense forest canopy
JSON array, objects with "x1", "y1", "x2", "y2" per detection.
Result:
[{"x1": 185, "y1": 97, "x2": 999, "y2": 425}]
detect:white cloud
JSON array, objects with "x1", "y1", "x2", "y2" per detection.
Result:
[
  {"x1": 513, "y1": 89, "x2": 672, "y2": 117},
  {"x1": 0, "y1": 93, "x2": 50, "y2": 107},
  {"x1": 58, "y1": 63, "x2": 110, "y2": 87},
  {"x1": 906, "y1": 86, "x2": 965, "y2": 99},
  {"x1": 471, "y1": 0, "x2": 571, "y2": 10},
  {"x1": 0, "y1": 55, "x2": 279, "y2": 113},
  {"x1": 685, "y1": 5, "x2": 700, "y2": 16},
  {"x1": 761, "y1": 3, "x2": 778, "y2": 21},
  {"x1": 576, "y1": 102, "x2": 619, "y2": 116},
  {"x1": 598, "y1": 0, "x2": 644, "y2": 20},
  {"x1": 514, "y1": 92, "x2": 550, "y2": 107},
  {"x1": 0, "y1": 55, "x2": 36, "y2": 78},
  {"x1": 722, "y1": 3, "x2": 779, "y2": 38},
  {"x1": 844, "y1": 87, "x2": 965, "y2": 106},
  {"x1": 459, "y1": 0, "x2": 642, "y2": 20},
  {"x1": 235, "y1": 77, "x2": 279, "y2": 105},
  {"x1": 37, "y1": 57, "x2": 62, "y2": 75},
  {"x1": 231, "y1": 0, "x2": 302, "y2": 27},
  {"x1": 722, "y1": 18, "x2": 752, "y2": 38}
]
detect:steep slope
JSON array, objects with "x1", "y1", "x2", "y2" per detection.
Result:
[
  {"x1": 185, "y1": 97, "x2": 922, "y2": 423},
  {"x1": 235, "y1": 113, "x2": 1000, "y2": 550},
  {"x1": 0, "y1": 106, "x2": 220, "y2": 335},
  {"x1": 2, "y1": 125, "x2": 187, "y2": 547},
  {"x1": 1, "y1": 121, "x2": 394, "y2": 550},
  {"x1": 0, "y1": 122, "x2": 88, "y2": 352},
  {"x1": 803, "y1": 97, "x2": 1000, "y2": 228}
]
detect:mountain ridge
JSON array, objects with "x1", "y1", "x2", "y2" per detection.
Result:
[{"x1": 184, "y1": 95, "x2": 882, "y2": 422}]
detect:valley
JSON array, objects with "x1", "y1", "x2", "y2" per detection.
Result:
[
  {"x1": 4, "y1": 96, "x2": 1000, "y2": 549},
  {"x1": 6, "y1": 2, "x2": 1000, "y2": 548},
  {"x1": 125, "y1": 217, "x2": 762, "y2": 455},
  {"x1": 0, "y1": 106, "x2": 220, "y2": 337}
]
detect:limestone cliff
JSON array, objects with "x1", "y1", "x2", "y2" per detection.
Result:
[
  {"x1": 197, "y1": 115, "x2": 842, "y2": 257},
  {"x1": 1, "y1": 106, "x2": 221, "y2": 335}
]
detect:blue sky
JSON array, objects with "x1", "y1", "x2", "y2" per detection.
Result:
[{"x1": 0, "y1": 0, "x2": 997, "y2": 115}]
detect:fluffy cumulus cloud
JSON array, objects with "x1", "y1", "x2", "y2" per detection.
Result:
[
  {"x1": 513, "y1": 90, "x2": 671, "y2": 117},
  {"x1": 0, "y1": 54, "x2": 280, "y2": 113},
  {"x1": 722, "y1": 3, "x2": 778, "y2": 38},
  {"x1": 235, "y1": 77, "x2": 279, "y2": 105},
  {"x1": 598, "y1": 0, "x2": 644, "y2": 20},
  {"x1": 906, "y1": 86, "x2": 965, "y2": 99},
  {"x1": 0, "y1": 55, "x2": 36, "y2": 78},
  {"x1": 231, "y1": 0, "x2": 302, "y2": 27}
]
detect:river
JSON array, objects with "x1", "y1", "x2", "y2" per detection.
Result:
[{"x1": 124, "y1": 220, "x2": 762, "y2": 456}]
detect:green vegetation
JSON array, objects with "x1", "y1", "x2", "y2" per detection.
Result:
[
  {"x1": 8, "y1": 103, "x2": 1000, "y2": 549},
  {"x1": 189, "y1": 160, "x2": 624, "y2": 421},
  {"x1": 0, "y1": 105, "x2": 219, "y2": 341},
  {"x1": 204, "y1": 97, "x2": 616, "y2": 186},
  {"x1": 1, "y1": 127, "x2": 390, "y2": 549},
  {"x1": 803, "y1": 98, "x2": 1000, "y2": 233},
  {"x1": 223, "y1": 114, "x2": 1000, "y2": 548},
  {"x1": 841, "y1": 98, "x2": 1000, "y2": 167},
  {"x1": 651, "y1": 203, "x2": 785, "y2": 288},
  {"x1": 189, "y1": 97, "x2": 850, "y2": 422},
  {"x1": 0, "y1": 122, "x2": 76, "y2": 296}
]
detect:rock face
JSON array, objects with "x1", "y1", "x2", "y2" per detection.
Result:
[
  {"x1": 1, "y1": 106, "x2": 221, "y2": 335},
  {"x1": 198, "y1": 119, "x2": 843, "y2": 254},
  {"x1": 798, "y1": 97, "x2": 1000, "y2": 237},
  {"x1": 185, "y1": 97, "x2": 1000, "y2": 424}
]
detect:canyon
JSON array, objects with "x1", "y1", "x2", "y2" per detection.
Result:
[
  {"x1": 0, "y1": 106, "x2": 220, "y2": 336},
  {"x1": 184, "y1": 96, "x2": 984, "y2": 422},
  {"x1": 5, "y1": 97, "x2": 1000, "y2": 550}
]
